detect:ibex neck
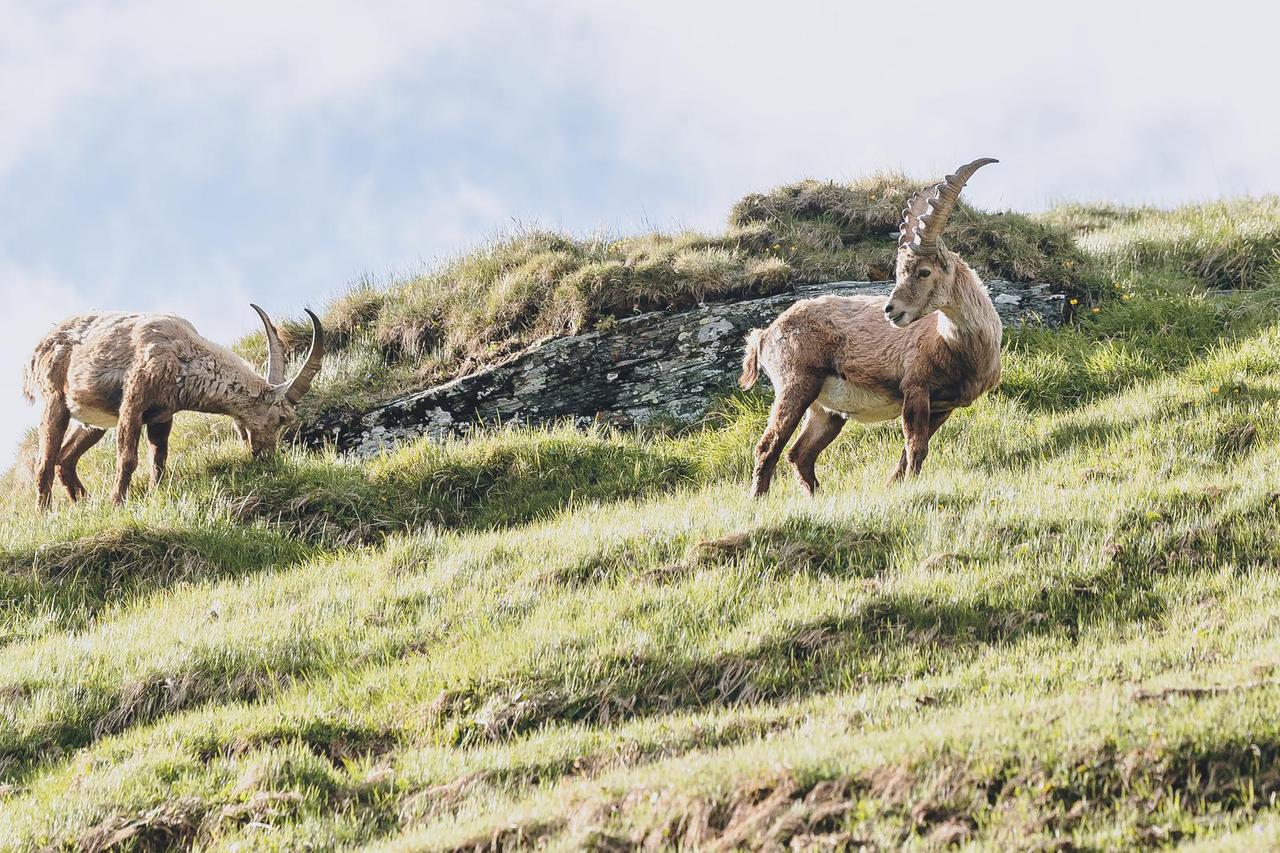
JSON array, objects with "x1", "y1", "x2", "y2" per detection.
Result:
[
  {"x1": 177, "y1": 345, "x2": 275, "y2": 416},
  {"x1": 937, "y1": 266, "x2": 1002, "y2": 351}
]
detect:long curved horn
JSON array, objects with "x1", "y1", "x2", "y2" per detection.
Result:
[
  {"x1": 907, "y1": 157, "x2": 999, "y2": 255},
  {"x1": 280, "y1": 309, "x2": 325, "y2": 404},
  {"x1": 250, "y1": 304, "x2": 287, "y2": 384}
]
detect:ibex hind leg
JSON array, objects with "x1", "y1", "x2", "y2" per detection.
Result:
[
  {"x1": 58, "y1": 424, "x2": 107, "y2": 501},
  {"x1": 35, "y1": 397, "x2": 71, "y2": 510},
  {"x1": 787, "y1": 405, "x2": 846, "y2": 496},
  {"x1": 750, "y1": 377, "x2": 821, "y2": 498}
]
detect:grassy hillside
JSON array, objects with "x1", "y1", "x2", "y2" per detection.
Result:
[
  {"x1": 5, "y1": 185, "x2": 1280, "y2": 850},
  {"x1": 251, "y1": 173, "x2": 1085, "y2": 423}
]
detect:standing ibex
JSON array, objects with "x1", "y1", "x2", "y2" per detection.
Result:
[
  {"x1": 740, "y1": 158, "x2": 1002, "y2": 497},
  {"x1": 23, "y1": 305, "x2": 324, "y2": 509}
]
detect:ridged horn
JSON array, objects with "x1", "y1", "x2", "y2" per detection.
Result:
[
  {"x1": 279, "y1": 309, "x2": 325, "y2": 404},
  {"x1": 898, "y1": 187, "x2": 933, "y2": 249},
  {"x1": 250, "y1": 304, "x2": 286, "y2": 384},
  {"x1": 907, "y1": 157, "x2": 999, "y2": 255}
]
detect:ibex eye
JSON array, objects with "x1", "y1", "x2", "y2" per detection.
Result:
[{"x1": 918, "y1": 269, "x2": 931, "y2": 278}]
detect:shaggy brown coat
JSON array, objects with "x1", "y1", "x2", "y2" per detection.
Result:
[
  {"x1": 740, "y1": 249, "x2": 1001, "y2": 496},
  {"x1": 23, "y1": 307, "x2": 323, "y2": 509}
]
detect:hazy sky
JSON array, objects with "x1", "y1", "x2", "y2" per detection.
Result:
[{"x1": 3, "y1": 0, "x2": 1275, "y2": 457}]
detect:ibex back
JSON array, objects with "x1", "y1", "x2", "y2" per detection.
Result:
[{"x1": 23, "y1": 305, "x2": 324, "y2": 509}]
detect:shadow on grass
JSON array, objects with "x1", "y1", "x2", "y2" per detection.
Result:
[
  {"x1": 0, "y1": 432, "x2": 700, "y2": 779},
  {"x1": 0, "y1": 522, "x2": 312, "y2": 646},
  {"x1": 975, "y1": 408, "x2": 1161, "y2": 473},
  {"x1": 435, "y1": 482, "x2": 1280, "y2": 744},
  {"x1": 555, "y1": 518, "x2": 908, "y2": 587},
  {"x1": 7, "y1": 451, "x2": 1275, "y2": 789},
  {"x1": 975, "y1": 386, "x2": 1280, "y2": 474},
  {"x1": 437, "y1": 558, "x2": 1161, "y2": 746}
]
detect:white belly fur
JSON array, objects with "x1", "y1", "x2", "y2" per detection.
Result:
[
  {"x1": 70, "y1": 405, "x2": 119, "y2": 429},
  {"x1": 816, "y1": 377, "x2": 900, "y2": 424}
]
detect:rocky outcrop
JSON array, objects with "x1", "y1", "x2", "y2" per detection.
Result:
[{"x1": 301, "y1": 280, "x2": 1064, "y2": 456}]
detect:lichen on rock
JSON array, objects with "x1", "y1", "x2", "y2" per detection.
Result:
[{"x1": 300, "y1": 280, "x2": 1063, "y2": 456}]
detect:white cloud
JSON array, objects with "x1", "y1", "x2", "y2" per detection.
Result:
[
  {"x1": 537, "y1": 0, "x2": 1280, "y2": 216},
  {"x1": 332, "y1": 175, "x2": 519, "y2": 277},
  {"x1": 0, "y1": 1, "x2": 505, "y2": 177},
  {"x1": 4, "y1": 0, "x2": 1277, "y2": 213}
]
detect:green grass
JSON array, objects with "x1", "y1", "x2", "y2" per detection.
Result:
[
  {"x1": 7, "y1": 185, "x2": 1280, "y2": 850},
  {"x1": 1043, "y1": 196, "x2": 1280, "y2": 290}
]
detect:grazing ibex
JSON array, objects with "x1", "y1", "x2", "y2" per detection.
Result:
[
  {"x1": 23, "y1": 305, "x2": 324, "y2": 509},
  {"x1": 740, "y1": 158, "x2": 1002, "y2": 497}
]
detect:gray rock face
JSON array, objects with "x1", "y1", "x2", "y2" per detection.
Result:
[{"x1": 302, "y1": 280, "x2": 1063, "y2": 456}]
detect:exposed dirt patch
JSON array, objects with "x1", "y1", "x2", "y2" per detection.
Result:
[
  {"x1": 451, "y1": 818, "x2": 566, "y2": 852},
  {"x1": 686, "y1": 519, "x2": 904, "y2": 578},
  {"x1": 539, "y1": 728, "x2": 1280, "y2": 851},
  {"x1": 612, "y1": 773, "x2": 865, "y2": 850},
  {"x1": 90, "y1": 668, "x2": 289, "y2": 743},
  {"x1": 557, "y1": 518, "x2": 903, "y2": 589},
  {"x1": 1132, "y1": 679, "x2": 1280, "y2": 702},
  {"x1": 78, "y1": 798, "x2": 207, "y2": 853},
  {"x1": 398, "y1": 771, "x2": 491, "y2": 826},
  {"x1": 213, "y1": 723, "x2": 400, "y2": 767}
]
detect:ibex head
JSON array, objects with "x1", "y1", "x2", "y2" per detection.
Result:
[
  {"x1": 239, "y1": 304, "x2": 326, "y2": 455},
  {"x1": 883, "y1": 157, "x2": 997, "y2": 328}
]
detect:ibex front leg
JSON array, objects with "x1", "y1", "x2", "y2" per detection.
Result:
[
  {"x1": 111, "y1": 380, "x2": 148, "y2": 504},
  {"x1": 887, "y1": 391, "x2": 951, "y2": 482},
  {"x1": 147, "y1": 420, "x2": 173, "y2": 486}
]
